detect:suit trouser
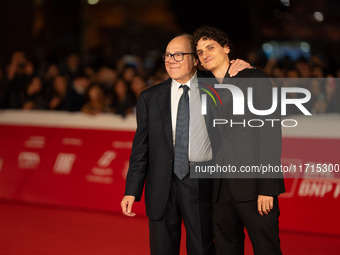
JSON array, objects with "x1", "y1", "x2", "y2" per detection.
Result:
[
  {"x1": 149, "y1": 174, "x2": 214, "y2": 255},
  {"x1": 213, "y1": 179, "x2": 282, "y2": 255}
]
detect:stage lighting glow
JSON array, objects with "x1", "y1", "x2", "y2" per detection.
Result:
[
  {"x1": 280, "y1": 0, "x2": 290, "y2": 7},
  {"x1": 313, "y1": 12, "x2": 324, "y2": 22},
  {"x1": 88, "y1": 0, "x2": 99, "y2": 5},
  {"x1": 300, "y1": 42, "x2": 310, "y2": 53},
  {"x1": 262, "y1": 43, "x2": 273, "y2": 54}
]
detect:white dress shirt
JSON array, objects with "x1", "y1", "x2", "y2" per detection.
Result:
[{"x1": 171, "y1": 72, "x2": 212, "y2": 162}]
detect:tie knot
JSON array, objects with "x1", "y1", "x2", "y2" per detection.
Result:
[{"x1": 180, "y1": 85, "x2": 189, "y2": 93}]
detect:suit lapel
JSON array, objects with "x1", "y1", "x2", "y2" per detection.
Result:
[{"x1": 156, "y1": 79, "x2": 174, "y2": 153}]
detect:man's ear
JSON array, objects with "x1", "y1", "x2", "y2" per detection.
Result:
[
  {"x1": 224, "y1": 45, "x2": 230, "y2": 55},
  {"x1": 193, "y1": 55, "x2": 199, "y2": 67}
]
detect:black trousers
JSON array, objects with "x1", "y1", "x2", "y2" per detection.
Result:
[
  {"x1": 149, "y1": 174, "x2": 214, "y2": 255},
  {"x1": 213, "y1": 179, "x2": 282, "y2": 255}
]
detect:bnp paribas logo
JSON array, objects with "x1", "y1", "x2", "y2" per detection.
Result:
[{"x1": 199, "y1": 82, "x2": 223, "y2": 115}]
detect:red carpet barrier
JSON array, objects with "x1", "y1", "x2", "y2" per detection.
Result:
[
  {"x1": 279, "y1": 115, "x2": 340, "y2": 236},
  {"x1": 280, "y1": 137, "x2": 340, "y2": 236},
  {"x1": 0, "y1": 110, "x2": 339, "y2": 235},
  {"x1": 0, "y1": 110, "x2": 146, "y2": 216}
]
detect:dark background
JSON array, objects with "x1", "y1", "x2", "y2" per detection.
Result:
[{"x1": 1, "y1": 0, "x2": 339, "y2": 71}]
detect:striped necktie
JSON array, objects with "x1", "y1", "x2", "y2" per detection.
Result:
[{"x1": 174, "y1": 85, "x2": 189, "y2": 180}]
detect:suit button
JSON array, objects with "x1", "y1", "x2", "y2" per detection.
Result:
[
  {"x1": 168, "y1": 178, "x2": 171, "y2": 181},
  {"x1": 169, "y1": 159, "x2": 173, "y2": 163}
]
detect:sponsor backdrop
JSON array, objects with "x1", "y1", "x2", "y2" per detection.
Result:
[{"x1": 0, "y1": 111, "x2": 339, "y2": 235}]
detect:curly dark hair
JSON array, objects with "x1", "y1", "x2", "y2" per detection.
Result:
[{"x1": 192, "y1": 25, "x2": 233, "y2": 53}]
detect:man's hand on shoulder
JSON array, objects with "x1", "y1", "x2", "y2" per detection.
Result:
[
  {"x1": 229, "y1": 59, "x2": 253, "y2": 77},
  {"x1": 121, "y1": 195, "x2": 136, "y2": 217},
  {"x1": 257, "y1": 195, "x2": 274, "y2": 216}
]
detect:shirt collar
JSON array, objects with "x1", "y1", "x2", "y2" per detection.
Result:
[{"x1": 172, "y1": 71, "x2": 198, "y2": 90}]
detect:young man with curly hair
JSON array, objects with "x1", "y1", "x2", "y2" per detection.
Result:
[{"x1": 192, "y1": 26, "x2": 285, "y2": 255}]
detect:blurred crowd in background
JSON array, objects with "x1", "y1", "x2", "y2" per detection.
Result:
[
  {"x1": 0, "y1": 49, "x2": 340, "y2": 117},
  {"x1": 0, "y1": 51, "x2": 169, "y2": 117}
]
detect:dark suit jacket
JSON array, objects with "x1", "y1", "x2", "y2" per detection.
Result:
[
  {"x1": 125, "y1": 71, "x2": 217, "y2": 221},
  {"x1": 125, "y1": 78, "x2": 174, "y2": 220},
  {"x1": 212, "y1": 68, "x2": 285, "y2": 203}
]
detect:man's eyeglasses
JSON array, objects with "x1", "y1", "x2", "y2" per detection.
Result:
[{"x1": 162, "y1": 52, "x2": 195, "y2": 62}]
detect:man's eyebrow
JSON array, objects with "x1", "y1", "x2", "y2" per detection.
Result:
[
  {"x1": 197, "y1": 43, "x2": 216, "y2": 51},
  {"x1": 165, "y1": 51, "x2": 183, "y2": 54}
]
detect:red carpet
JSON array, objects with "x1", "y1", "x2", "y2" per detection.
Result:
[{"x1": 0, "y1": 201, "x2": 339, "y2": 255}]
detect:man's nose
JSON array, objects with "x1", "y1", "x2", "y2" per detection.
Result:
[
  {"x1": 168, "y1": 55, "x2": 177, "y2": 63},
  {"x1": 202, "y1": 51, "x2": 209, "y2": 59}
]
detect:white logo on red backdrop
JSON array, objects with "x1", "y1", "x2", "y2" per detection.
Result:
[
  {"x1": 281, "y1": 158, "x2": 340, "y2": 199},
  {"x1": 62, "y1": 138, "x2": 83, "y2": 146},
  {"x1": 18, "y1": 152, "x2": 40, "y2": 169},
  {"x1": 24, "y1": 136, "x2": 45, "y2": 148},
  {"x1": 280, "y1": 158, "x2": 302, "y2": 198},
  {"x1": 86, "y1": 151, "x2": 116, "y2": 184},
  {"x1": 53, "y1": 153, "x2": 76, "y2": 174},
  {"x1": 298, "y1": 179, "x2": 340, "y2": 199},
  {"x1": 298, "y1": 161, "x2": 339, "y2": 199},
  {"x1": 98, "y1": 151, "x2": 116, "y2": 167},
  {"x1": 112, "y1": 141, "x2": 132, "y2": 149}
]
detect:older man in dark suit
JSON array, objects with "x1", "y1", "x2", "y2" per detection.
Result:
[{"x1": 121, "y1": 34, "x2": 250, "y2": 255}]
